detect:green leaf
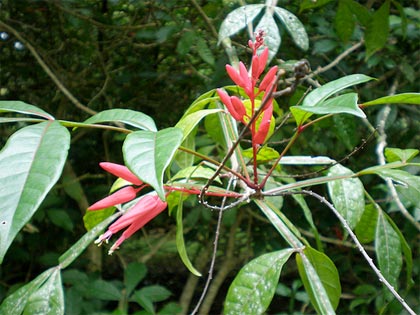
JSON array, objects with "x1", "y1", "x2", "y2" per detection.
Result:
[
  {"x1": 256, "y1": 11, "x2": 281, "y2": 62},
  {"x1": 327, "y1": 164, "x2": 365, "y2": 230},
  {"x1": 125, "y1": 262, "x2": 148, "y2": 297},
  {"x1": 362, "y1": 93, "x2": 420, "y2": 107},
  {"x1": 335, "y1": 0, "x2": 355, "y2": 42},
  {"x1": 355, "y1": 204, "x2": 378, "y2": 244},
  {"x1": 136, "y1": 285, "x2": 172, "y2": 302},
  {"x1": 0, "y1": 121, "x2": 70, "y2": 264},
  {"x1": 171, "y1": 165, "x2": 221, "y2": 184},
  {"x1": 83, "y1": 207, "x2": 116, "y2": 231},
  {"x1": 175, "y1": 133, "x2": 195, "y2": 169},
  {"x1": 59, "y1": 212, "x2": 120, "y2": 269},
  {"x1": 175, "y1": 194, "x2": 201, "y2": 276},
  {"x1": 346, "y1": 0, "x2": 371, "y2": 26},
  {"x1": 242, "y1": 146, "x2": 279, "y2": 163},
  {"x1": 218, "y1": 4, "x2": 265, "y2": 44},
  {"x1": 46, "y1": 209, "x2": 74, "y2": 231},
  {"x1": 83, "y1": 108, "x2": 157, "y2": 131},
  {"x1": 375, "y1": 211, "x2": 402, "y2": 287},
  {"x1": 224, "y1": 249, "x2": 295, "y2": 315},
  {"x1": 274, "y1": 7, "x2": 309, "y2": 50},
  {"x1": 175, "y1": 108, "x2": 223, "y2": 142},
  {"x1": 296, "y1": 248, "x2": 339, "y2": 314},
  {"x1": 23, "y1": 268, "x2": 64, "y2": 315},
  {"x1": 384, "y1": 147, "x2": 419, "y2": 163},
  {"x1": 372, "y1": 169, "x2": 420, "y2": 197},
  {"x1": 299, "y1": 0, "x2": 334, "y2": 12},
  {"x1": 196, "y1": 37, "x2": 215, "y2": 66},
  {"x1": 182, "y1": 89, "x2": 218, "y2": 117},
  {"x1": 0, "y1": 268, "x2": 54, "y2": 314},
  {"x1": 365, "y1": 0, "x2": 390, "y2": 59},
  {"x1": 302, "y1": 74, "x2": 373, "y2": 107},
  {"x1": 177, "y1": 30, "x2": 196, "y2": 55},
  {"x1": 0, "y1": 100, "x2": 54, "y2": 120},
  {"x1": 123, "y1": 127, "x2": 183, "y2": 200},
  {"x1": 292, "y1": 93, "x2": 366, "y2": 125},
  {"x1": 87, "y1": 279, "x2": 122, "y2": 301}
]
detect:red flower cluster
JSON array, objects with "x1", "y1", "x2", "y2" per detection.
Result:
[
  {"x1": 217, "y1": 32, "x2": 278, "y2": 145},
  {"x1": 88, "y1": 162, "x2": 167, "y2": 254}
]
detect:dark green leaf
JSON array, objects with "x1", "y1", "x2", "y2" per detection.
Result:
[
  {"x1": 46, "y1": 209, "x2": 74, "y2": 231},
  {"x1": 83, "y1": 207, "x2": 116, "y2": 231},
  {"x1": 296, "y1": 248, "x2": 339, "y2": 314},
  {"x1": 0, "y1": 121, "x2": 70, "y2": 264},
  {"x1": 218, "y1": 4, "x2": 265, "y2": 44},
  {"x1": 355, "y1": 204, "x2": 378, "y2": 244},
  {"x1": 335, "y1": 0, "x2": 355, "y2": 42},
  {"x1": 375, "y1": 211, "x2": 402, "y2": 287},
  {"x1": 136, "y1": 285, "x2": 172, "y2": 302},
  {"x1": 327, "y1": 164, "x2": 365, "y2": 230},
  {"x1": 125, "y1": 262, "x2": 147, "y2": 297},
  {"x1": 83, "y1": 109, "x2": 157, "y2": 131},
  {"x1": 274, "y1": 7, "x2": 309, "y2": 50},
  {"x1": 196, "y1": 37, "x2": 215, "y2": 66},
  {"x1": 224, "y1": 249, "x2": 294, "y2": 315},
  {"x1": 87, "y1": 279, "x2": 122, "y2": 301},
  {"x1": 346, "y1": 0, "x2": 371, "y2": 26},
  {"x1": 365, "y1": 0, "x2": 390, "y2": 58},
  {"x1": 0, "y1": 100, "x2": 54, "y2": 120},
  {"x1": 123, "y1": 127, "x2": 183, "y2": 200},
  {"x1": 177, "y1": 30, "x2": 196, "y2": 55},
  {"x1": 299, "y1": 0, "x2": 334, "y2": 12}
]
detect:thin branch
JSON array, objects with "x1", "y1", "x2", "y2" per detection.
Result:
[
  {"x1": 0, "y1": 19, "x2": 97, "y2": 116},
  {"x1": 294, "y1": 190, "x2": 416, "y2": 315}
]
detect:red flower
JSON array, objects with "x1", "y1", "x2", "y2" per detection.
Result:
[
  {"x1": 95, "y1": 193, "x2": 168, "y2": 254},
  {"x1": 88, "y1": 162, "x2": 146, "y2": 211}
]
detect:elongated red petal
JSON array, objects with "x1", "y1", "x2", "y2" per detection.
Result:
[
  {"x1": 230, "y1": 96, "x2": 246, "y2": 117},
  {"x1": 238, "y1": 62, "x2": 252, "y2": 95},
  {"x1": 259, "y1": 66, "x2": 278, "y2": 92},
  {"x1": 251, "y1": 55, "x2": 260, "y2": 81},
  {"x1": 226, "y1": 64, "x2": 244, "y2": 87},
  {"x1": 88, "y1": 186, "x2": 137, "y2": 211},
  {"x1": 257, "y1": 47, "x2": 269, "y2": 78},
  {"x1": 253, "y1": 105, "x2": 273, "y2": 145},
  {"x1": 99, "y1": 162, "x2": 143, "y2": 186},
  {"x1": 107, "y1": 194, "x2": 167, "y2": 254},
  {"x1": 217, "y1": 89, "x2": 242, "y2": 121}
]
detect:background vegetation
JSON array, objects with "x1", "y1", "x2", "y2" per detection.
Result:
[{"x1": 0, "y1": 0, "x2": 419, "y2": 314}]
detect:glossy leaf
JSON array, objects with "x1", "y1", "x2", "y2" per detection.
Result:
[
  {"x1": 23, "y1": 268, "x2": 64, "y2": 315},
  {"x1": 327, "y1": 164, "x2": 365, "y2": 230},
  {"x1": 218, "y1": 4, "x2": 265, "y2": 44},
  {"x1": 171, "y1": 165, "x2": 221, "y2": 184},
  {"x1": 372, "y1": 168, "x2": 420, "y2": 196},
  {"x1": 242, "y1": 146, "x2": 279, "y2": 163},
  {"x1": 83, "y1": 108, "x2": 157, "y2": 131},
  {"x1": 365, "y1": 0, "x2": 390, "y2": 58},
  {"x1": 355, "y1": 204, "x2": 378, "y2": 244},
  {"x1": 0, "y1": 121, "x2": 70, "y2": 264},
  {"x1": 224, "y1": 249, "x2": 294, "y2": 315},
  {"x1": 123, "y1": 127, "x2": 183, "y2": 200},
  {"x1": 175, "y1": 108, "x2": 223, "y2": 142},
  {"x1": 0, "y1": 268, "x2": 54, "y2": 314},
  {"x1": 0, "y1": 100, "x2": 54, "y2": 120},
  {"x1": 375, "y1": 211, "x2": 402, "y2": 287},
  {"x1": 302, "y1": 74, "x2": 373, "y2": 107},
  {"x1": 362, "y1": 93, "x2": 420, "y2": 107},
  {"x1": 292, "y1": 93, "x2": 366, "y2": 125},
  {"x1": 274, "y1": 7, "x2": 309, "y2": 50},
  {"x1": 59, "y1": 212, "x2": 120, "y2": 269},
  {"x1": 175, "y1": 193, "x2": 201, "y2": 276},
  {"x1": 296, "y1": 247, "x2": 340, "y2": 314},
  {"x1": 296, "y1": 248, "x2": 338, "y2": 315},
  {"x1": 255, "y1": 11, "x2": 281, "y2": 62},
  {"x1": 384, "y1": 147, "x2": 419, "y2": 163}
]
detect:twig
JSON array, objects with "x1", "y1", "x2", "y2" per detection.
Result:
[
  {"x1": 0, "y1": 19, "x2": 96, "y2": 116},
  {"x1": 295, "y1": 190, "x2": 416, "y2": 315}
]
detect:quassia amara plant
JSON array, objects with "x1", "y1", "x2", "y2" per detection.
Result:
[{"x1": 1, "y1": 30, "x2": 420, "y2": 315}]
